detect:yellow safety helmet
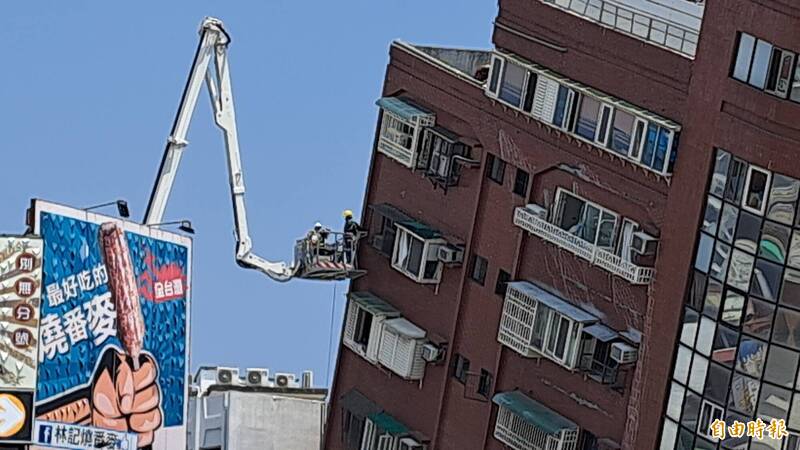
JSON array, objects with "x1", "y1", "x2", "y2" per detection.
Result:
[{"x1": 342, "y1": 209, "x2": 354, "y2": 219}]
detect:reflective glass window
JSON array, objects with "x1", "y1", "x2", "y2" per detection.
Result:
[
  {"x1": 750, "y1": 258, "x2": 784, "y2": 302},
  {"x1": 710, "y1": 241, "x2": 731, "y2": 282},
  {"x1": 712, "y1": 324, "x2": 738, "y2": 368},
  {"x1": 742, "y1": 297, "x2": 775, "y2": 340},
  {"x1": 789, "y1": 394, "x2": 800, "y2": 430},
  {"x1": 735, "y1": 211, "x2": 762, "y2": 254},
  {"x1": 729, "y1": 371, "x2": 760, "y2": 415},
  {"x1": 681, "y1": 307, "x2": 700, "y2": 346},
  {"x1": 704, "y1": 363, "x2": 731, "y2": 404},
  {"x1": 764, "y1": 345, "x2": 799, "y2": 388},
  {"x1": 667, "y1": 382, "x2": 686, "y2": 420},
  {"x1": 788, "y1": 232, "x2": 800, "y2": 269},
  {"x1": 759, "y1": 221, "x2": 791, "y2": 264},
  {"x1": 722, "y1": 289, "x2": 746, "y2": 327},
  {"x1": 773, "y1": 307, "x2": 800, "y2": 350},
  {"x1": 702, "y1": 196, "x2": 722, "y2": 235},
  {"x1": 704, "y1": 279, "x2": 723, "y2": 319},
  {"x1": 688, "y1": 271, "x2": 707, "y2": 311},
  {"x1": 689, "y1": 353, "x2": 709, "y2": 393},
  {"x1": 757, "y1": 383, "x2": 791, "y2": 421},
  {"x1": 675, "y1": 345, "x2": 692, "y2": 384},
  {"x1": 766, "y1": 174, "x2": 799, "y2": 225},
  {"x1": 719, "y1": 203, "x2": 739, "y2": 244},
  {"x1": 695, "y1": 233, "x2": 714, "y2": 273},
  {"x1": 733, "y1": 33, "x2": 756, "y2": 82},
  {"x1": 681, "y1": 390, "x2": 701, "y2": 431},
  {"x1": 710, "y1": 151, "x2": 731, "y2": 198},
  {"x1": 728, "y1": 249, "x2": 755, "y2": 291},
  {"x1": 696, "y1": 316, "x2": 716, "y2": 356},
  {"x1": 725, "y1": 158, "x2": 748, "y2": 204},
  {"x1": 781, "y1": 268, "x2": 800, "y2": 309},
  {"x1": 736, "y1": 337, "x2": 767, "y2": 378}
]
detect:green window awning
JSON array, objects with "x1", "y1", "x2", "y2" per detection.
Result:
[
  {"x1": 376, "y1": 97, "x2": 433, "y2": 122},
  {"x1": 368, "y1": 411, "x2": 409, "y2": 436},
  {"x1": 348, "y1": 291, "x2": 400, "y2": 317},
  {"x1": 396, "y1": 220, "x2": 442, "y2": 241},
  {"x1": 492, "y1": 391, "x2": 578, "y2": 435}
]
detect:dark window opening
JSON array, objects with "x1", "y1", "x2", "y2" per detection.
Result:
[
  {"x1": 477, "y1": 369, "x2": 492, "y2": 397},
  {"x1": 470, "y1": 254, "x2": 488, "y2": 285},
  {"x1": 495, "y1": 269, "x2": 511, "y2": 296},
  {"x1": 354, "y1": 308, "x2": 373, "y2": 347},
  {"x1": 486, "y1": 154, "x2": 505, "y2": 184},
  {"x1": 453, "y1": 353, "x2": 470, "y2": 384},
  {"x1": 513, "y1": 168, "x2": 529, "y2": 196}
]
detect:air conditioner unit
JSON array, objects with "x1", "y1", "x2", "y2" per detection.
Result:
[
  {"x1": 610, "y1": 342, "x2": 639, "y2": 364},
  {"x1": 421, "y1": 343, "x2": 443, "y2": 363},
  {"x1": 216, "y1": 367, "x2": 239, "y2": 385},
  {"x1": 437, "y1": 245, "x2": 463, "y2": 264},
  {"x1": 274, "y1": 372, "x2": 296, "y2": 388},
  {"x1": 245, "y1": 368, "x2": 270, "y2": 386},
  {"x1": 631, "y1": 231, "x2": 657, "y2": 254},
  {"x1": 525, "y1": 203, "x2": 548, "y2": 220},
  {"x1": 398, "y1": 437, "x2": 425, "y2": 450}
]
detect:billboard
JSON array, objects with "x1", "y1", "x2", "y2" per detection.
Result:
[
  {"x1": 31, "y1": 200, "x2": 191, "y2": 449},
  {"x1": 0, "y1": 235, "x2": 44, "y2": 444}
]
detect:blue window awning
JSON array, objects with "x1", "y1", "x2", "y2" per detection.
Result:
[
  {"x1": 583, "y1": 324, "x2": 619, "y2": 343},
  {"x1": 493, "y1": 391, "x2": 578, "y2": 434},
  {"x1": 340, "y1": 389, "x2": 382, "y2": 418},
  {"x1": 376, "y1": 97, "x2": 433, "y2": 122},
  {"x1": 508, "y1": 281, "x2": 597, "y2": 323}
]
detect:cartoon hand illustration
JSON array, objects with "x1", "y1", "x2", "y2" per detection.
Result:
[{"x1": 92, "y1": 349, "x2": 162, "y2": 448}]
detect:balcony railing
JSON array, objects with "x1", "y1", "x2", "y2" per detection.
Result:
[
  {"x1": 494, "y1": 405, "x2": 579, "y2": 450},
  {"x1": 514, "y1": 206, "x2": 655, "y2": 285},
  {"x1": 541, "y1": 0, "x2": 703, "y2": 58}
]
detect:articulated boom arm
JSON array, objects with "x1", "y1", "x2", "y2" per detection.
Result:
[{"x1": 144, "y1": 17, "x2": 295, "y2": 282}]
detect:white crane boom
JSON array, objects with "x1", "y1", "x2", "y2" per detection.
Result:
[{"x1": 143, "y1": 17, "x2": 295, "y2": 282}]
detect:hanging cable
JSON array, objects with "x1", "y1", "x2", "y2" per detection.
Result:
[{"x1": 325, "y1": 283, "x2": 337, "y2": 388}]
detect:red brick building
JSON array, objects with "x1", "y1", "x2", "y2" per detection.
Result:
[{"x1": 323, "y1": 1, "x2": 800, "y2": 449}]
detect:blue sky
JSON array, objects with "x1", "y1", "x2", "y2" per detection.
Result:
[{"x1": 1, "y1": 1, "x2": 496, "y2": 387}]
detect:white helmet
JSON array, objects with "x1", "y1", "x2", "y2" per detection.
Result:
[{"x1": 314, "y1": 222, "x2": 322, "y2": 229}]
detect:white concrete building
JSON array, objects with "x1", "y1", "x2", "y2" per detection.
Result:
[{"x1": 187, "y1": 367, "x2": 328, "y2": 450}]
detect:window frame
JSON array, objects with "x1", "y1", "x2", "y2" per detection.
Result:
[
  {"x1": 553, "y1": 188, "x2": 620, "y2": 250},
  {"x1": 530, "y1": 302, "x2": 582, "y2": 368},
  {"x1": 469, "y1": 254, "x2": 488, "y2": 285},
  {"x1": 477, "y1": 369, "x2": 493, "y2": 397},
  {"x1": 697, "y1": 399, "x2": 724, "y2": 440},
  {"x1": 417, "y1": 128, "x2": 469, "y2": 188},
  {"x1": 486, "y1": 154, "x2": 506, "y2": 185},
  {"x1": 495, "y1": 269, "x2": 511, "y2": 296},
  {"x1": 379, "y1": 111, "x2": 416, "y2": 152},
  {"x1": 741, "y1": 165, "x2": 771, "y2": 216},
  {"x1": 453, "y1": 353, "x2": 470, "y2": 384},
  {"x1": 391, "y1": 225, "x2": 446, "y2": 284},
  {"x1": 513, "y1": 168, "x2": 530, "y2": 196}
]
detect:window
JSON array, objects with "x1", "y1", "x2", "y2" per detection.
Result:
[
  {"x1": 495, "y1": 269, "x2": 511, "y2": 296},
  {"x1": 574, "y1": 95, "x2": 601, "y2": 141},
  {"x1": 609, "y1": 109, "x2": 635, "y2": 155},
  {"x1": 477, "y1": 369, "x2": 492, "y2": 397},
  {"x1": 470, "y1": 254, "x2": 488, "y2": 285},
  {"x1": 742, "y1": 165, "x2": 770, "y2": 215},
  {"x1": 640, "y1": 124, "x2": 673, "y2": 173},
  {"x1": 372, "y1": 216, "x2": 397, "y2": 256},
  {"x1": 579, "y1": 327, "x2": 623, "y2": 385},
  {"x1": 417, "y1": 128, "x2": 469, "y2": 187},
  {"x1": 498, "y1": 60, "x2": 528, "y2": 107},
  {"x1": 554, "y1": 190, "x2": 619, "y2": 250},
  {"x1": 391, "y1": 225, "x2": 445, "y2": 283},
  {"x1": 378, "y1": 318, "x2": 427, "y2": 380},
  {"x1": 697, "y1": 400, "x2": 724, "y2": 440},
  {"x1": 453, "y1": 353, "x2": 470, "y2": 384},
  {"x1": 552, "y1": 85, "x2": 578, "y2": 130},
  {"x1": 513, "y1": 168, "x2": 529, "y2": 196},
  {"x1": 343, "y1": 292, "x2": 400, "y2": 363},
  {"x1": 488, "y1": 56, "x2": 502, "y2": 96},
  {"x1": 732, "y1": 32, "x2": 800, "y2": 102},
  {"x1": 343, "y1": 410, "x2": 366, "y2": 450},
  {"x1": 380, "y1": 113, "x2": 414, "y2": 151},
  {"x1": 486, "y1": 154, "x2": 505, "y2": 184}
]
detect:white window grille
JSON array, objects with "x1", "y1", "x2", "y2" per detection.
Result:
[
  {"x1": 376, "y1": 98, "x2": 435, "y2": 169},
  {"x1": 497, "y1": 281, "x2": 597, "y2": 370},
  {"x1": 378, "y1": 317, "x2": 427, "y2": 380},
  {"x1": 493, "y1": 391, "x2": 580, "y2": 450},
  {"x1": 343, "y1": 292, "x2": 401, "y2": 363}
]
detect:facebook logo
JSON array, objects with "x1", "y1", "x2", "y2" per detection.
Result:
[{"x1": 38, "y1": 424, "x2": 53, "y2": 443}]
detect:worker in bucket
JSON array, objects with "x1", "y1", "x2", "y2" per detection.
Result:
[
  {"x1": 342, "y1": 210, "x2": 363, "y2": 265},
  {"x1": 308, "y1": 222, "x2": 334, "y2": 261}
]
